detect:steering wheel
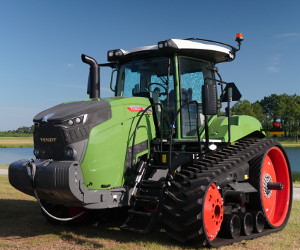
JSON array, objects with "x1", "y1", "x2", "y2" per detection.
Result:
[{"x1": 147, "y1": 83, "x2": 168, "y2": 96}]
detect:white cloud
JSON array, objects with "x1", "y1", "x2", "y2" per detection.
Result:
[
  {"x1": 272, "y1": 55, "x2": 280, "y2": 65},
  {"x1": 267, "y1": 66, "x2": 280, "y2": 73},
  {"x1": 266, "y1": 55, "x2": 281, "y2": 73},
  {"x1": 66, "y1": 64, "x2": 75, "y2": 68},
  {"x1": 274, "y1": 33, "x2": 300, "y2": 38}
]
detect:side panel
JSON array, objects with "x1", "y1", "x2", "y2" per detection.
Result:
[
  {"x1": 204, "y1": 115, "x2": 264, "y2": 142},
  {"x1": 80, "y1": 97, "x2": 156, "y2": 190}
]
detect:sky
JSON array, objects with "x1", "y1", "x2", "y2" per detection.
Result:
[{"x1": 0, "y1": 0, "x2": 300, "y2": 131}]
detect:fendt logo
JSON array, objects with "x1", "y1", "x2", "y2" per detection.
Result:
[{"x1": 40, "y1": 138, "x2": 57, "y2": 143}]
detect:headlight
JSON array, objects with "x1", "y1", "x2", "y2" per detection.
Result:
[
  {"x1": 65, "y1": 147, "x2": 77, "y2": 159},
  {"x1": 33, "y1": 148, "x2": 40, "y2": 158},
  {"x1": 65, "y1": 114, "x2": 87, "y2": 127},
  {"x1": 67, "y1": 120, "x2": 74, "y2": 126},
  {"x1": 75, "y1": 117, "x2": 81, "y2": 124}
]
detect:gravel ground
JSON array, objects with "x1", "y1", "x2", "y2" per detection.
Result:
[
  {"x1": 0, "y1": 169, "x2": 8, "y2": 175},
  {"x1": 293, "y1": 187, "x2": 300, "y2": 200}
]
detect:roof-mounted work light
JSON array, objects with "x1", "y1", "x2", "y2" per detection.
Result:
[
  {"x1": 107, "y1": 49, "x2": 124, "y2": 62},
  {"x1": 157, "y1": 39, "x2": 178, "y2": 50}
]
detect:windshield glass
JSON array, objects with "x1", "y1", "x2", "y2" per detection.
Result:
[
  {"x1": 115, "y1": 57, "x2": 175, "y2": 136},
  {"x1": 115, "y1": 57, "x2": 174, "y2": 101},
  {"x1": 114, "y1": 56, "x2": 214, "y2": 139}
]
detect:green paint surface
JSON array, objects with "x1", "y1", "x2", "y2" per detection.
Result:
[
  {"x1": 205, "y1": 115, "x2": 264, "y2": 142},
  {"x1": 80, "y1": 97, "x2": 156, "y2": 190}
]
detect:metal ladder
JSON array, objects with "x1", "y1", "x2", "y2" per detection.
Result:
[{"x1": 120, "y1": 156, "x2": 169, "y2": 233}]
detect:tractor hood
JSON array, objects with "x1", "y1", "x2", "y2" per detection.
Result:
[
  {"x1": 33, "y1": 100, "x2": 111, "y2": 124},
  {"x1": 32, "y1": 100, "x2": 112, "y2": 161}
]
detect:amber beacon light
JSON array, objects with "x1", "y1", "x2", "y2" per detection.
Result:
[{"x1": 235, "y1": 33, "x2": 244, "y2": 42}]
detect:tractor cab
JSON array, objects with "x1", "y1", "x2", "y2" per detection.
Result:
[{"x1": 108, "y1": 38, "x2": 240, "y2": 139}]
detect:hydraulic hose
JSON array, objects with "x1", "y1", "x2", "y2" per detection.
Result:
[{"x1": 26, "y1": 160, "x2": 84, "y2": 222}]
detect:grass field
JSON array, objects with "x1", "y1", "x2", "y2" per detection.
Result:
[
  {"x1": 0, "y1": 165, "x2": 8, "y2": 170},
  {"x1": 279, "y1": 141, "x2": 300, "y2": 148},
  {"x1": 0, "y1": 137, "x2": 33, "y2": 148},
  {"x1": 0, "y1": 175, "x2": 299, "y2": 249}
]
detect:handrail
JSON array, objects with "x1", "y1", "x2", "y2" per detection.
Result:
[
  {"x1": 168, "y1": 101, "x2": 201, "y2": 172},
  {"x1": 130, "y1": 103, "x2": 163, "y2": 169},
  {"x1": 184, "y1": 37, "x2": 239, "y2": 59}
]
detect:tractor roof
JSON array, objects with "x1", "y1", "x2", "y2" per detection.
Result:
[{"x1": 107, "y1": 39, "x2": 235, "y2": 64}]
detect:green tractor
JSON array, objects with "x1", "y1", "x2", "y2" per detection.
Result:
[{"x1": 9, "y1": 34, "x2": 292, "y2": 247}]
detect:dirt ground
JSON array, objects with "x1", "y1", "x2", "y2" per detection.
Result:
[{"x1": 0, "y1": 137, "x2": 33, "y2": 146}]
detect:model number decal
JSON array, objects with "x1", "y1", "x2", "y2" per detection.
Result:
[{"x1": 126, "y1": 106, "x2": 152, "y2": 113}]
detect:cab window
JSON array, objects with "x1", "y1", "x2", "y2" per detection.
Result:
[{"x1": 179, "y1": 57, "x2": 213, "y2": 137}]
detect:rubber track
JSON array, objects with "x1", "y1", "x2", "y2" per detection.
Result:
[{"x1": 161, "y1": 138, "x2": 292, "y2": 247}]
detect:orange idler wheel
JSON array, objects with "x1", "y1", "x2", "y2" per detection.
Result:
[
  {"x1": 260, "y1": 146, "x2": 291, "y2": 227},
  {"x1": 203, "y1": 183, "x2": 224, "y2": 241}
]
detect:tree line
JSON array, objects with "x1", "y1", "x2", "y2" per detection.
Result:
[
  {"x1": 1, "y1": 94, "x2": 299, "y2": 139},
  {"x1": 231, "y1": 93, "x2": 300, "y2": 139},
  {"x1": 0, "y1": 125, "x2": 34, "y2": 136}
]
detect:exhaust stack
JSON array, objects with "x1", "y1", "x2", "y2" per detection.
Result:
[{"x1": 81, "y1": 54, "x2": 100, "y2": 99}]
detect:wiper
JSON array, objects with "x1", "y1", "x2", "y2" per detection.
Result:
[{"x1": 143, "y1": 58, "x2": 169, "y2": 85}]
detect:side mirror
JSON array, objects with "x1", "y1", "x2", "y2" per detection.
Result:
[
  {"x1": 202, "y1": 83, "x2": 218, "y2": 115},
  {"x1": 110, "y1": 69, "x2": 117, "y2": 92},
  {"x1": 220, "y1": 82, "x2": 242, "y2": 102}
]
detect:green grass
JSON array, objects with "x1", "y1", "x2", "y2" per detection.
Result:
[
  {"x1": 0, "y1": 133, "x2": 33, "y2": 137},
  {"x1": 0, "y1": 175, "x2": 299, "y2": 249},
  {"x1": 0, "y1": 164, "x2": 8, "y2": 169},
  {"x1": 280, "y1": 140, "x2": 300, "y2": 148},
  {"x1": 292, "y1": 172, "x2": 300, "y2": 183}
]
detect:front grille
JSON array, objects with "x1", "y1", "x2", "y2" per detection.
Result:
[
  {"x1": 34, "y1": 123, "x2": 66, "y2": 160},
  {"x1": 63, "y1": 125, "x2": 91, "y2": 144}
]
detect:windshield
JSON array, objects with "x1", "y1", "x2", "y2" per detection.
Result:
[
  {"x1": 115, "y1": 57, "x2": 174, "y2": 136},
  {"x1": 115, "y1": 57, "x2": 174, "y2": 101},
  {"x1": 114, "y1": 56, "x2": 214, "y2": 139}
]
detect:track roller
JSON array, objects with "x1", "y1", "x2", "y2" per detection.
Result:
[
  {"x1": 240, "y1": 213, "x2": 253, "y2": 236},
  {"x1": 220, "y1": 214, "x2": 241, "y2": 239},
  {"x1": 252, "y1": 211, "x2": 265, "y2": 233}
]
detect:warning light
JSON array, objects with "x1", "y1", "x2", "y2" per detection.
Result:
[
  {"x1": 270, "y1": 120, "x2": 284, "y2": 135},
  {"x1": 235, "y1": 33, "x2": 244, "y2": 42},
  {"x1": 269, "y1": 120, "x2": 284, "y2": 135},
  {"x1": 273, "y1": 121, "x2": 281, "y2": 128}
]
